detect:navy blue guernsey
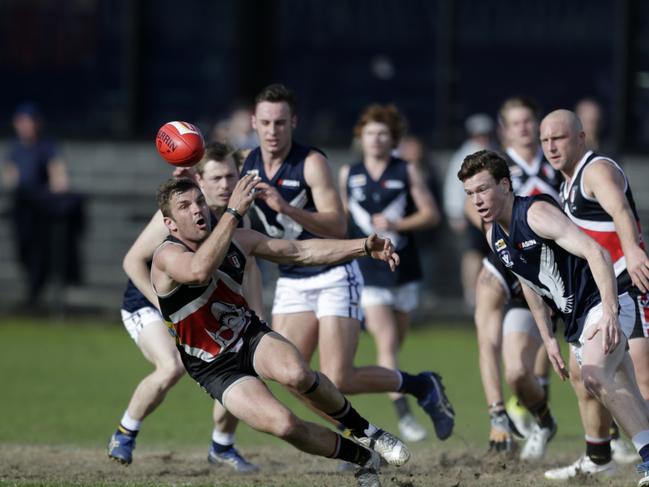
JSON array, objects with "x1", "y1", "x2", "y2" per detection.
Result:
[
  {"x1": 346, "y1": 157, "x2": 422, "y2": 286},
  {"x1": 242, "y1": 142, "x2": 332, "y2": 278},
  {"x1": 122, "y1": 276, "x2": 155, "y2": 312},
  {"x1": 491, "y1": 196, "x2": 602, "y2": 343}
]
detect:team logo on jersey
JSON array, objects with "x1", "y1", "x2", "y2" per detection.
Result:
[
  {"x1": 227, "y1": 253, "x2": 241, "y2": 269},
  {"x1": 278, "y1": 179, "x2": 300, "y2": 188},
  {"x1": 499, "y1": 250, "x2": 513, "y2": 268},
  {"x1": 517, "y1": 239, "x2": 537, "y2": 250},
  {"x1": 382, "y1": 180, "x2": 405, "y2": 190},
  {"x1": 351, "y1": 187, "x2": 366, "y2": 202},
  {"x1": 495, "y1": 239, "x2": 507, "y2": 251},
  {"x1": 349, "y1": 174, "x2": 367, "y2": 187}
]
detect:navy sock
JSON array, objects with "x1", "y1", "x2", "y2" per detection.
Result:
[
  {"x1": 529, "y1": 400, "x2": 554, "y2": 430},
  {"x1": 399, "y1": 371, "x2": 429, "y2": 400},
  {"x1": 586, "y1": 439, "x2": 611, "y2": 465},
  {"x1": 333, "y1": 434, "x2": 372, "y2": 465},
  {"x1": 639, "y1": 444, "x2": 649, "y2": 463},
  {"x1": 211, "y1": 441, "x2": 233, "y2": 454},
  {"x1": 328, "y1": 399, "x2": 370, "y2": 437}
]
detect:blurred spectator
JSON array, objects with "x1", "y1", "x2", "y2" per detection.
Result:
[
  {"x1": 574, "y1": 98, "x2": 606, "y2": 152},
  {"x1": 442, "y1": 113, "x2": 495, "y2": 307},
  {"x1": 398, "y1": 134, "x2": 443, "y2": 207},
  {"x1": 209, "y1": 104, "x2": 258, "y2": 150},
  {"x1": 396, "y1": 134, "x2": 444, "y2": 296},
  {"x1": 1, "y1": 102, "x2": 85, "y2": 306}
]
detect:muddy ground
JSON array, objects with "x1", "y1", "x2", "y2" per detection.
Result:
[{"x1": 0, "y1": 444, "x2": 638, "y2": 486}]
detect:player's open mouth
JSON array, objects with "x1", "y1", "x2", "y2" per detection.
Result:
[{"x1": 196, "y1": 216, "x2": 206, "y2": 229}]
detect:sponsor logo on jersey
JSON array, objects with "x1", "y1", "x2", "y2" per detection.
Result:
[
  {"x1": 278, "y1": 179, "x2": 301, "y2": 188},
  {"x1": 349, "y1": 174, "x2": 367, "y2": 187},
  {"x1": 495, "y1": 239, "x2": 507, "y2": 251},
  {"x1": 382, "y1": 180, "x2": 405, "y2": 189},
  {"x1": 517, "y1": 239, "x2": 537, "y2": 249}
]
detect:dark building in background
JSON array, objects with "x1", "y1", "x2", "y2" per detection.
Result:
[{"x1": 1, "y1": 0, "x2": 648, "y2": 151}]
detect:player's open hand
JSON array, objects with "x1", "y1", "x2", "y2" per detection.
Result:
[
  {"x1": 545, "y1": 337, "x2": 569, "y2": 380},
  {"x1": 626, "y1": 246, "x2": 649, "y2": 293},
  {"x1": 365, "y1": 233, "x2": 400, "y2": 271},
  {"x1": 587, "y1": 311, "x2": 620, "y2": 355},
  {"x1": 254, "y1": 182, "x2": 288, "y2": 214},
  {"x1": 227, "y1": 173, "x2": 260, "y2": 216}
]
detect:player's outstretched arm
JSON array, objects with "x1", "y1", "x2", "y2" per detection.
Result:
[{"x1": 236, "y1": 229, "x2": 399, "y2": 270}]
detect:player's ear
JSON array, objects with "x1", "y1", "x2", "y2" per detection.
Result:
[
  {"x1": 291, "y1": 115, "x2": 297, "y2": 129},
  {"x1": 251, "y1": 115, "x2": 257, "y2": 130},
  {"x1": 163, "y1": 216, "x2": 177, "y2": 232}
]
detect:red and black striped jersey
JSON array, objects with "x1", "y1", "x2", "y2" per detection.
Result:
[{"x1": 156, "y1": 236, "x2": 253, "y2": 369}]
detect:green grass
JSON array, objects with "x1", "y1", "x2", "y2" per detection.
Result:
[{"x1": 0, "y1": 317, "x2": 585, "y2": 454}]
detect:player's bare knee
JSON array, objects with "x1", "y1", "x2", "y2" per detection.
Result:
[
  {"x1": 270, "y1": 411, "x2": 304, "y2": 441},
  {"x1": 504, "y1": 365, "x2": 528, "y2": 390},
  {"x1": 581, "y1": 366, "x2": 605, "y2": 397},
  {"x1": 283, "y1": 366, "x2": 315, "y2": 392},
  {"x1": 156, "y1": 362, "x2": 185, "y2": 389}
]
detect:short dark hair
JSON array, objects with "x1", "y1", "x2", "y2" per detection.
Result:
[
  {"x1": 499, "y1": 96, "x2": 541, "y2": 126},
  {"x1": 353, "y1": 104, "x2": 406, "y2": 147},
  {"x1": 157, "y1": 178, "x2": 201, "y2": 218},
  {"x1": 457, "y1": 150, "x2": 512, "y2": 191},
  {"x1": 195, "y1": 141, "x2": 240, "y2": 176},
  {"x1": 255, "y1": 83, "x2": 297, "y2": 114}
]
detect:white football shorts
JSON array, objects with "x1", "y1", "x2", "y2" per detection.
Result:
[
  {"x1": 570, "y1": 292, "x2": 635, "y2": 366},
  {"x1": 121, "y1": 306, "x2": 165, "y2": 344},
  {"x1": 361, "y1": 282, "x2": 419, "y2": 313},
  {"x1": 502, "y1": 307, "x2": 541, "y2": 341},
  {"x1": 272, "y1": 261, "x2": 363, "y2": 320}
]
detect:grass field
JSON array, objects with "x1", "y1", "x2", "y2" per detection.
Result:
[{"x1": 0, "y1": 317, "x2": 642, "y2": 486}]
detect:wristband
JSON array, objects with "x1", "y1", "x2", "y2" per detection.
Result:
[
  {"x1": 225, "y1": 207, "x2": 242, "y2": 221},
  {"x1": 363, "y1": 238, "x2": 371, "y2": 256}
]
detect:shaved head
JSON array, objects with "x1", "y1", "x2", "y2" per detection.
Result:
[
  {"x1": 542, "y1": 109, "x2": 583, "y2": 135},
  {"x1": 540, "y1": 109, "x2": 587, "y2": 174}
]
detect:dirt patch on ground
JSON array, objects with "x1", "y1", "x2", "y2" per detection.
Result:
[{"x1": 0, "y1": 444, "x2": 640, "y2": 486}]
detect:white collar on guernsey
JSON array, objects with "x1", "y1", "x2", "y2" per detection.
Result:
[{"x1": 506, "y1": 146, "x2": 544, "y2": 175}]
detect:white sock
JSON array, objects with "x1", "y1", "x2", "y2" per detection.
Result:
[
  {"x1": 632, "y1": 430, "x2": 649, "y2": 452},
  {"x1": 364, "y1": 424, "x2": 379, "y2": 438},
  {"x1": 212, "y1": 430, "x2": 235, "y2": 446},
  {"x1": 120, "y1": 411, "x2": 141, "y2": 432}
]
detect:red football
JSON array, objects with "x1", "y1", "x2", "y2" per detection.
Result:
[{"x1": 156, "y1": 121, "x2": 205, "y2": 167}]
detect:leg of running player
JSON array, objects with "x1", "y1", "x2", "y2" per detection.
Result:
[{"x1": 233, "y1": 331, "x2": 408, "y2": 467}]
